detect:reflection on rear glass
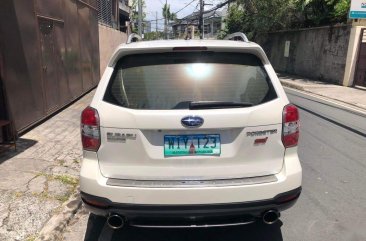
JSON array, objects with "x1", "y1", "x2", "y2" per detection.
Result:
[{"x1": 104, "y1": 52, "x2": 277, "y2": 110}]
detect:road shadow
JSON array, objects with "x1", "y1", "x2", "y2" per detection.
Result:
[
  {"x1": 84, "y1": 214, "x2": 283, "y2": 241},
  {"x1": 0, "y1": 138, "x2": 37, "y2": 163}
]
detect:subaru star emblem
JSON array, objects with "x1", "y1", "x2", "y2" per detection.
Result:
[{"x1": 181, "y1": 116, "x2": 204, "y2": 128}]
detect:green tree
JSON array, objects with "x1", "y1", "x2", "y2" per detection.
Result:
[
  {"x1": 223, "y1": 0, "x2": 351, "y2": 39},
  {"x1": 223, "y1": 0, "x2": 296, "y2": 39},
  {"x1": 131, "y1": 0, "x2": 146, "y2": 33},
  {"x1": 331, "y1": 0, "x2": 351, "y2": 22},
  {"x1": 144, "y1": 31, "x2": 165, "y2": 40},
  {"x1": 298, "y1": 0, "x2": 350, "y2": 26},
  {"x1": 162, "y1": 4, "x2": 177, "y2": 38},
  {"x1": 162, "y1": 4, "x2": 177, "y2": 22}
]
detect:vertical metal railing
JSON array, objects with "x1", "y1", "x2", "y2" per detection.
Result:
[{"x1": 97, "y1": 0, "x2": 113, "y2": 28}]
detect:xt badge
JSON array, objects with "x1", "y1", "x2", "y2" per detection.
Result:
[
  {"x1": 107, "y1": 132, "x2": 136, "y2": 143},
  {"x1": 246, "y1": 129, "x2": 277, "y2": 146}
]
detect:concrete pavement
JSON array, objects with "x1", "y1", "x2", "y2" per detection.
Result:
[
  {"x1": 279, "y1": 73, "x2": 366, "y2": 111},
  {"x1": 0, "y1": 91, "x2": 94, "y2": 241}
]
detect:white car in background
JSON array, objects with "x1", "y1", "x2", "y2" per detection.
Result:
[{"x1": 80, "y1": 33, "x2": 302, "y2": 229}]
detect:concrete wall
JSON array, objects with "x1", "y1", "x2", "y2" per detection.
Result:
[
  {"x1": 99, "y1": 24, "x2": 127, "y2": 75},
  {"x1": 343, "y1": 19, "x2": 366, "y2": 86},
  {"x1": 257, "y1": 25, "x2": 351, "y2": 84}
]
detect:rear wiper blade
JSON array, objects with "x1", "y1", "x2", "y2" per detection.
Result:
[{"x1": 189, "y1": 101, "x2": 253, "y2": 110}]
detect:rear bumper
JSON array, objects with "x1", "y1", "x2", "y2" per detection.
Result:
[
  {"x1": 80, "y1": 148, "x2": 302, "y2": 218},
  {"x1": 81, "y1": 187, "x2": 301, "y2": 219}
]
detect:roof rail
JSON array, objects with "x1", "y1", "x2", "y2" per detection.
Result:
[
  {"x1": 127, "y1": 33, "x2": 142, "y2": 44},
  {"x1": 224, "y1": 32, "x2": 249, "y2": 43}
]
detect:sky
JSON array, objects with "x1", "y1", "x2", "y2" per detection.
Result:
[{"x1": 143, "y1": 0, "x2": 224, "y2": 31}]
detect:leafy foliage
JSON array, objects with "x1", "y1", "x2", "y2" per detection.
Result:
[
  {"x1": 162, "y1": 3, "x2": 177, "y2": 38},
  {"x1": 293, "y1": 0, "x2": 350, "y2": 26},
  {"x1": 162, "y1": 4, "x2": 177, "y2": 22},
  {"x1": 223, "y1": 0, "x2": 351, "y2": 38},
  {"x1": 333, "y1": 0, "x2": 351, "y2": 22},
  {"x1": 130, "y1": 0, "x2": 146, "y2": 33},
  {"x1": 144, "y1": 31, "x2": 165, "y2": 40}
]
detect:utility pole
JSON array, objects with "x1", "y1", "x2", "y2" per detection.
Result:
[
  {"x1": 138, "y1": 0, "x2": 142, "y2": 36},
  {"x1": 156, "y1": 11, "x2": 158, "y2": 38},
  {"x1": 202, "y1": 2, "x2": 212, "y2": 39},
  {"x1": 202, "y1": 1, "x2": 205, "y2": 39},
  {"x1": 164, "y1": 0, "x2": 167, "y2": 39},
  {"x1": 199, "y1": 0, "x2": 204, "y2": 39}
]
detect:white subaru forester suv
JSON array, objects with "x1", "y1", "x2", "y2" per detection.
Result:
[{"x1": 80, "y1": 33, "x2": 302, "y2": 229}]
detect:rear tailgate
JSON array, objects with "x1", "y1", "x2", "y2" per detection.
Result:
[
  {"x1": 94, "y1": 50, "x2": 287, "y2": 180},
  {"x1": 97, "y1": 101, "x2": 285, "y2": 180}
]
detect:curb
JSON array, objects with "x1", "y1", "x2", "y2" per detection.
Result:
[
  {"x1": 280, "y1": 80, "x2": 306, "y2": 91},
  {"x1": 36, "y1": 192, "x2": 82, "y2": 241},
  {"x1": 280, "y1": 80, "x2": 366, "y2": 115}
]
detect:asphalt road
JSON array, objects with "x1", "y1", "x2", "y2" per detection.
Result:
[
  {"x1": 285, "y1": 87, "x2": 366, "y2": 135},
  {"x1": 63, "y1": 89, "x2": 366, "y2": 241}
]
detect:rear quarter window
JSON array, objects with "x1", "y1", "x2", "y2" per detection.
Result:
[{"x1": 104, "y1": 52, "x2": 277, "y2": 110}]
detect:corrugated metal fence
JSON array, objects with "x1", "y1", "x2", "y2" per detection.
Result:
[{"x1": 0, "y1": 0, "x2": 100, "y2": 134}]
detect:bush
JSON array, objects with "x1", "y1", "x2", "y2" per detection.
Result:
[{"x1": 223, "y1": 0, "x2": 351, "y2": 38}]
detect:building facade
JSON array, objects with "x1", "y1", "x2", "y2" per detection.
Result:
[
  {"x1": 0, "y1": 0, "x2": 132, "y2": 141},
  {"x1": 172, "y1": 10, "x2": 226, "y2": 39},
  {"x1": 0, "y1": 0, "x2": 100, "y2": 137},
  {"x1": 97, "y1": 0, "x2": 131, "y2": 33}
]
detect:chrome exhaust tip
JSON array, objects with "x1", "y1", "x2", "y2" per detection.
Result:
[
  {"x1": 262, "y1": 210, "x2": 280, "y2": 225},
  {"x1": 107, "y1": 214, "x2": 125, "y2": 229}
]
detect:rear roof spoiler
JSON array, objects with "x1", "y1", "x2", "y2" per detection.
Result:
[{"x1": 224, "y1": 32, "x2": 249, "y2": 43}]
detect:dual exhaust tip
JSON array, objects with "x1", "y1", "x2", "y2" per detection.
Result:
[
  {"x1": 262, "y1": 210, "x2": 280, "y2": 225},
  {"x1": 106, "y1": 210, "x2": 280, "y2": 229},
  {"x1": 107, "y1": 214, "x2": 125, "y2": 229}
]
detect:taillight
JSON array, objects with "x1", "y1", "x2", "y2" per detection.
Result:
[
  {"x1": 81, "y1": 106, "x2": 100, "y2": 151},
  {"x1": 282, "y1": 104, "x2": 300, "y2": 148}
]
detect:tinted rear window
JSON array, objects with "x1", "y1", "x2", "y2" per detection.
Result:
[{"x1": 104, "y1": 52, "x2": 277, "y2": 110}]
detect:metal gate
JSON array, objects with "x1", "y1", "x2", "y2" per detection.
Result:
[
  {"x1": 39, "y1": 19, "x2": 60, "y2": 113},
  {"x1": 354, "y1": 28, "x2": 366, "y2": 87},
  {"x1": 0, "y1": 0, "x2": 100, "y2": 133}
]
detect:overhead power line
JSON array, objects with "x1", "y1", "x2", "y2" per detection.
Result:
[
  {"x1": 148, "y1": 0, "x2": 198, "y2": 22},
  {"x1": 176, "y1": 0, "x2": 232, "y2": 25},
  {"x1": 175, "y1": 0, "x2": 197, "y2": 15},
  {"x1": 147, "y1": 0, "x2": 231, "y2": 36},
  {"x1": 202, "y1": 0, "x2": 234, "y2": 14}
]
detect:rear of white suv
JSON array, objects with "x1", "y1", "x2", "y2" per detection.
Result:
[{"x1": 80, "y1": 40, "x2": 302, "y2": 228}]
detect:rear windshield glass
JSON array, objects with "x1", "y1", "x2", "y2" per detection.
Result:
[{"x1": 104, "y1": 52, "x2": 277, "y2": 110}]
